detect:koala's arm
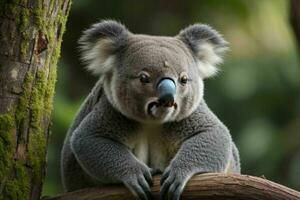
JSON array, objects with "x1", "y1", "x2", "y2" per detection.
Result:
[
  {"x1": 70, "y1": 98, "x2": 153, "y2": 200},
  {"x1": 161, "y1": 100, "x2": 239, "y2": 200}
]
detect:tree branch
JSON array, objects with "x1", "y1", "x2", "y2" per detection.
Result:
[{"x1": 42, "y1": 173, "x2": 300, "y2": 200}]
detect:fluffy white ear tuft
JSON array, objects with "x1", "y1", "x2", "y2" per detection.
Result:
[
  {"x1": 80, "y1": 38, "x2": 116, "y2": 75},
  {"x1": 177, "y1": 24, "x2": 228, "y2": 78},
  {"x1": 196, "y1": 42, "x2": 228, "y2": 78},
  {"x1": 78, "y1": 20, "x2": 129, "y2": 76}
]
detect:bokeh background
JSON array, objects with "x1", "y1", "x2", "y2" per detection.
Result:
[{"x1": 42, "y1": 0, "x2": 300, "y2": 196}]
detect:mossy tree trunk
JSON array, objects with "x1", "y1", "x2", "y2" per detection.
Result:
[{"x1": 0, "y1": 0, "x2": 71, "y2": 200}]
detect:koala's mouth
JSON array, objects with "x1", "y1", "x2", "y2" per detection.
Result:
[
  {"x1": 147, "y1": 100, "x2": 177, "y2": 119},
  {"x1": 147, "y1": 101, "x2": 160, "y2": 116}
]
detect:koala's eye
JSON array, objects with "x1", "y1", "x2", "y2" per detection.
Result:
[
  {"x1": 180, "y1": 75, "x2": 188, "y2": 84},
  {"x1": 139, "y1": 73, "x2": 150, "y2": 84}
]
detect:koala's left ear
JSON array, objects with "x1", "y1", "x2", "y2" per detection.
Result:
[
  {"x1": 177, "y1": 24, "x2": 228, "y2": 78},
  {"x1": 79, "y1": 20, "x2": 130, "y2": 75}
]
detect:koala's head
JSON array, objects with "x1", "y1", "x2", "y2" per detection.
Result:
[{"x1": 79, "y1": 20, "x2": 228, "y2": 123}]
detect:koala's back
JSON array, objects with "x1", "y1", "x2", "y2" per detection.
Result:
[
  {"x1": 61, "y1": 79, "x2": 103, "y2": 191},
  {"x1": 68, "y1": 79, "x2": 103, "y2": 134}
]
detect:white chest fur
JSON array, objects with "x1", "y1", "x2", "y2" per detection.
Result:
[{"x1": 131, "y1": 124, "x2": 169, "y2": 171}]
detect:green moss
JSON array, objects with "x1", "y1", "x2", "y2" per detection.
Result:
[
  {"x1": 42, "y1": 2, "x2": 71, "y2": 116},
  {"x1": 44, "y1": 41, "x2": 63, "y2": 115},
  {"x1": 56, "y1": 12, "x2": 67, "y2": 39},
  {"x1": 33, "y1": 8, "x2": 45, "y2": 31},
  {"x1": 49, "y1": 0, "x2": 55, "y2": 12},
  {"x1": 19, "y1": 8, "x2": 30, "y2": 58},
  {"x1": 0, "y1": 114, "x2": 30, "y2": 200},
  {"x1": 30, "y1": 70, "x2": 47, "y2": 129},
  {"x1": 27, "y1": 70, "x2": 47, "y2": 180},
  {"x1": 3, "y1": 161, "x2": 30, "y2": 200},
  {"x1": 41, "y1": 8, "x2": 69, "y2": 115},
  {"x1": 27, "y1": 129, "x2": 46, "y2": 181},
  {"x1": 14, "y1": 69, "x2": 48, "y2": 181},
  {"x1": 16, "y1": 72, "x2": 33, "y2": 142},
  {"x1": 44, "y1": 63, "x2": 57, "y2": 116},
  {"x1": 0, "y1": 114, "x2": 14, "y2": 180}
]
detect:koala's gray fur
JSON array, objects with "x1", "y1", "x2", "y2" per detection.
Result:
[{"x1": 61, "y1": 20, "x2": 240, "y2": 200}]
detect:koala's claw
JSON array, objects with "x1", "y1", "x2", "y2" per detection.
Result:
[
  {"x1": 144, "y1": 169, "x2": 153, "y2": 187},
  {"x1": 123, "y1": 167, "x2": 153, "y2": 200},
  {"x1": 125, "y1": 176, "x2": 153, "y2": 200},
  {"x1": 160, "y1": 167, "x2": 190, "y2": 200},
  {"x1": 125, "y1": 180, "x2": 151, "y2": 200},
  {"x1": 139, "y1": 176, "x2": 153, "y2": 198}
]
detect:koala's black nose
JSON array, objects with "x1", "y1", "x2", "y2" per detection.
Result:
[{"x1": 157, "y1": 78, "x2": 176, "y2": 107}]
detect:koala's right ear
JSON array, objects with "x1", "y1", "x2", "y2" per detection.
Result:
[{"x1": 79, "y1": 20, "x2": 130, "y2": 75}]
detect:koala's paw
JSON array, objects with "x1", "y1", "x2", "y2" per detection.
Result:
[
  {"x1": 160, "y1": 166, "x2": 193, "y2": 200},
  {"x1": 122, "y1": 165, "x2": 153, "y2": 200}
]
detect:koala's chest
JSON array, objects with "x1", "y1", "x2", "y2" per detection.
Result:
[{"x1": 127, "y1": 125, "x2": 177, "y2": 171}]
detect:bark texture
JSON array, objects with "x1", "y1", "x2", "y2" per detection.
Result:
[
  {"x1": 42, "y1": 174, "x2": 300, "y2": 200},
  {"x1": 0, "y1": 0, "x2": 71, "y2": 200}
]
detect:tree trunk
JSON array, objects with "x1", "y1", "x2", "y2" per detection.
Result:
[
  {"x1": 0, "y1": 0, "x2": 71, "y2": 200},
  {"x1": 42, "y1": 174, "x2": 300, "y2": 200},
  {"x1": 290, "y1": 0, "x2": 300, "y2": 50}
]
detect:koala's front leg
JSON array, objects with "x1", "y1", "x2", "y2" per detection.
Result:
[
  {"x1": 70, "y1": 103, "x2": 153, "y2": 200},
  {"x1": 160, "y1": 126, "x2": 232, "y2": 200}
]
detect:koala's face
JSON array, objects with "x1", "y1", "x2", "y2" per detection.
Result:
[
  {"x1": 109, "y1": 36, "x2": 203, "y2": 123},
  {"x1": 79, "y1": 21, "x2": 228, "y2": 123}
]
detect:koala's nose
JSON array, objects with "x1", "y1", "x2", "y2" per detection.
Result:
[{"x1": 157, "y1": 78, "x2": 176, "y2": 107}]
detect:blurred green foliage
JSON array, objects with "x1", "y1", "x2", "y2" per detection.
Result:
[{"x1": 42, "y1": 0, "x2": 300, "y2": 196}]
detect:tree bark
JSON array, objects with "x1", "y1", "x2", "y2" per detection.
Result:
[
  {"x1": 290, "y1": 0, "x2": 300, "y2": 50},
  {"x1": 0, "y1": 0, "x2": 71, "y2": 200},
  {"x1": 42, "y1": 174, "x2": 300, "y2": 200}
]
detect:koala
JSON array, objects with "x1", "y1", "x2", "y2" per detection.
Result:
[{"x1": 61, "y1": 20, "x2": 240, "y2": 200}]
